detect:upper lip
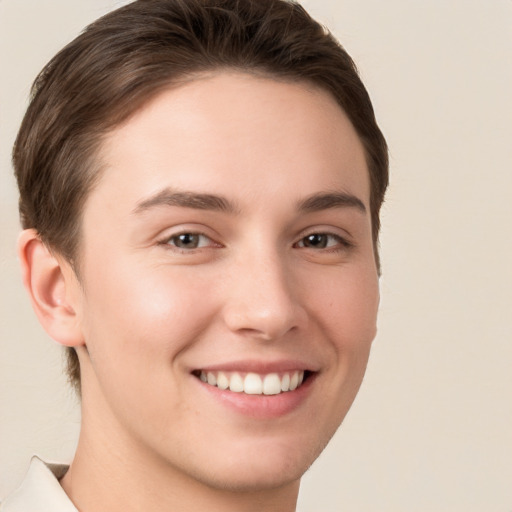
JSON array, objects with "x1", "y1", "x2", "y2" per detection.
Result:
[{"x1": 192, "y1": 359, "x2": 319, "y2": 374}]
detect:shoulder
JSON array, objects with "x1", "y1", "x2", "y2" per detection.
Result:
[{"x1": 1, "y1": 457, "x2": 76, "y2": 512}]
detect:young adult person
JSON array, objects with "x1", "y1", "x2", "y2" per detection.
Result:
[{"x1": 2, "y1": 0, "x2": 388, "y2": 510}]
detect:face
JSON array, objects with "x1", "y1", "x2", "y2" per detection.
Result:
[{"x1": 72, "y1": 72, "x2": 379, "y2": 492}]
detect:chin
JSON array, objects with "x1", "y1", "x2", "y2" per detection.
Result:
[
  {"x1": 197, "y1": 459, "x2": 305, "y2": 494},
  {"x1": 181, "y1": 433, "x2": 330, "y2": 494}
]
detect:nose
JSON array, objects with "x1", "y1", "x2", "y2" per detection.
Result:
[{"x1": 221, "y1": 251, "x2": 307, "y2": 341}]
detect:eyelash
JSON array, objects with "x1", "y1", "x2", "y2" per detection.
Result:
[{"x1": 158, "y1": 231, "x2": 352, "y2": 253}]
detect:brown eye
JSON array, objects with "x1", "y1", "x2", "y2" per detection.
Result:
[
  {"x1": 301, "y1": 234, "x2": 329, "y2": 248},
  {"x1": 168, "y1": 233, "x2": 209, "y2": 249},
  {"x1": 295, "y1": 233, "x2": 350, "y2": 250}
]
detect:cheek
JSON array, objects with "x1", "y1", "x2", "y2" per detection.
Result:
[
  {"x1": 312, "y1": 265, "x2": 378, "y2": 416},
  {"x1": 77, "y1": 262, "x2": 221, "y2": 432},
  {"x1": 297, "y1": 266, "x2": 378, "y2": 450},
  {"x1": 78, "y1": 259, "x2": 217, "y2": 372},
  {"x1": 311, "y1": 265, "x2": 379, "y2": 348}
]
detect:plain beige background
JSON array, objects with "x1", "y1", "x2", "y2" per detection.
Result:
[{"x1": 1, "y1": 1, "x2": 511, "y2": 510}]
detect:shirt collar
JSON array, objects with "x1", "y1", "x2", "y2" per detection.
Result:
[{"x1": 1, "y1": 456, "x2": 77, "y2": 512}]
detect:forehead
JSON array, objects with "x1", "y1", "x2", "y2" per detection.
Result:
[{"x1": 89, "y1": 72, "x2": 369, "y2": 216}]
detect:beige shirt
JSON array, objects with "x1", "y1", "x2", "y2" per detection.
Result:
[{"x1": 0, "y1": 457, "x2": 76, "y2": 512}]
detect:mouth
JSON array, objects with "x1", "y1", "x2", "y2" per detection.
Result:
[{"x1": 192, "y1": 369, "x2": 313, "y2": 396}]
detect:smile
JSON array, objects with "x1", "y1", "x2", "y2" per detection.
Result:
[{"x1": 196, "y1": 370, "x2": 307, "y2": 395}]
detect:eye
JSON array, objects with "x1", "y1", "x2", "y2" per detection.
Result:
[
  {"x1": 163, "y1": 232, "x2": 214, "y2": 250},
  {"x1": 295, "y1": 233, "x2": 350, "y2": 250}
]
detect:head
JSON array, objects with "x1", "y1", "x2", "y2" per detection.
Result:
[{"x1": 14, "y1": 0, "x2": 388, "y2": 496}]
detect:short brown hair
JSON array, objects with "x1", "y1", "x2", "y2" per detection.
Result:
[{"x1": 14, "y1": 0, "x2": 388, "y2": 393}]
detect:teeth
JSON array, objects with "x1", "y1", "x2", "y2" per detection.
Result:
[
  {"x1": 229, "y1": 373, "x2": 244, "y2": 393},
  {"x1": 289, "y1": 372, "x2": 299, "y2": 391},
  {"x1": 217, "y1": 371, "x2": 229, "y2": 390},
  {"x1": 198, "y1": 370, "x2": 305, "y2": 395},
  {"x1": 263, "y1": 373, "x2": 281, "y2": 395},
  {"x1": 281, "y1": 373, "x2": 290, "y2": 392},
  {"x1": 244, "y1": 373, "x2": 263, "y2": 394}
]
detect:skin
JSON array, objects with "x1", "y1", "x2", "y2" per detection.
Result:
[{"x1": 20, "y1": 72, "x2": 379, "y2": 512}]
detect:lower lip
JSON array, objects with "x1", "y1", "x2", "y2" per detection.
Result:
[{"x1": 195, "y1": 374, "x2": 316, "y2": 419}]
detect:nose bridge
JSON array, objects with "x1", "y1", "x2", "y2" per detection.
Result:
[{"x1": 222, "y1": 244, "x2": 303, "y2": 340}]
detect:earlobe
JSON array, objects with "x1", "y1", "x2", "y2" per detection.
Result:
[{"x1": 17, "y1": 229, "x2": 84, "y2": 348}]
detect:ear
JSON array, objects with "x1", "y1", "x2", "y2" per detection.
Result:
[{"x1": 17, "y1": 229, "x2": 85, "y2": 347}]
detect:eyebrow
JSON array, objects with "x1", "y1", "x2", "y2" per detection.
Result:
[
  {"x1": 297, "y1": 191, "x2": 367, "y2": 214},
  {"x1": 132, "y1": 188, "x2": 239, "y2": 215},
  {"x1": 132, "y1": 188, "x2": 366, "y2": 216}
]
